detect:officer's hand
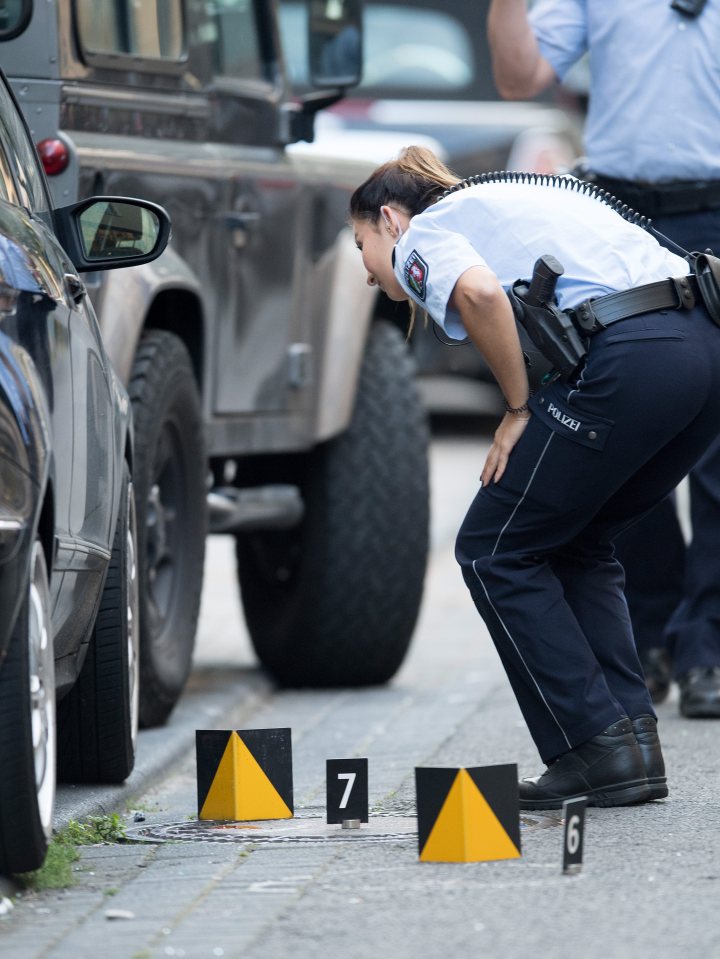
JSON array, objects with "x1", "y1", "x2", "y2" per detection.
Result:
[{"x1": 482, "y1": 412, "x2": 531, "y2": 485}]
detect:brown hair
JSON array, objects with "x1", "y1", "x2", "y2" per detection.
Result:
[
  {"x1": 350, "y1": 146, "x2": 460, "y2": 335},
  {"x1": 350, "y1": 144, "x2": 460, "y2": 224}
]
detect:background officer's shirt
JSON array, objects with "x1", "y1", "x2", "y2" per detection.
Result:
[
  {"x1": 393, "y1": 182, "x2": 688, "y2": 339},
  {"x1": 528, "y1": 0, "x2": 720, "y2": 183}
]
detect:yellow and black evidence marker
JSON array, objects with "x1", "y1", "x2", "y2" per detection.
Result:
[
  {"x1": 415, "y1": 764, "x2": 521, "y2": 863},
  {"x1": 196, "y1": 728, "x2": 293, "y2": 821}
]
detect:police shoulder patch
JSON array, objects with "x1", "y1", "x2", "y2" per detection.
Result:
[{"x1": 404, "y1": 249, "x2": 429, "y2": 301}]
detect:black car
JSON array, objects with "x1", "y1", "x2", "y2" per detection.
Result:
[{"x1": 0, "y1": 69, "x2": 170, "y2": 875}]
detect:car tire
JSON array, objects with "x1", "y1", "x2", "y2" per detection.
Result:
[
  {"x1": 129, "y1": 330, "x2": 206, "y2": 728},
  {"x1": 0, "y1": 541, "x2": 55, "y2": 875},
  {"x1": 236, "y1": 320, "x2": 430, "y2": 686},
  {"x1": 57, "y1": 463, "x2": 140, "y2": 784}
]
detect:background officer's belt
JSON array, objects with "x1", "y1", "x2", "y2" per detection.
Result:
[
  {"x1": 589, "y1": 174, "x2": 720, "y2": 217},
  {"x1": 570, "y1": 275, "x2": 699, "y2": 335}
]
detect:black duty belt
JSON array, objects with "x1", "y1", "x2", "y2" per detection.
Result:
[
  {"x1": 569, "y1": 274, "x2": 700, "y2": 336},
  {"x1": 587, "y1": 173, "x2": 720, "y2": 218}
]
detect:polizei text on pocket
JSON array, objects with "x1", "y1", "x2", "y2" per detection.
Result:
[{"x1": 547, "y1": 402, "x2": 581, "y2": 432}]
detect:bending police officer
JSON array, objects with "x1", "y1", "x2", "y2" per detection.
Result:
[
  {"x1": 350, "y1": 146, "x2": 720, "y2": 807},
  {"x1": 487, "y1": 0, "x2": 720, "y2": 717}
]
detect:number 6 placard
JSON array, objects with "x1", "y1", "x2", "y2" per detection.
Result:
[
  {"x1": 562, "y1": 796, "x2": 587, "y2": 874},
  {"x1": 326, "y1": 758, "x2": 369, "y2": 824}
]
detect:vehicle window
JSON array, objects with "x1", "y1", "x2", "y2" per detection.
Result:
[
  {"x1": 280, "y1": 2, "x2": 475, "y2": 92},
  {"x1": 0, "y1": 0, "x2": 30, "y2": 38},
  {"x1": 0, "y1": 78, "x2": 49, "y2": 213},
  {"x1": 188, "y1": 0, "x2": 264, "y2": 82},
  {"x1": 76, "y1": 0, "x2": 184, "y2": 59}
]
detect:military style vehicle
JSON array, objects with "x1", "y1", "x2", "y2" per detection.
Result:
[{"x1": 0, "y1": 0, "x2": 430, "y2": 726}]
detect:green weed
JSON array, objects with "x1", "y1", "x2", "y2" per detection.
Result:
[{"x1": 16, "y1": 814, "x2": 127, "y2": 891}]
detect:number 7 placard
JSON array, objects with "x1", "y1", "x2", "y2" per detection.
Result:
[{"x1": 326, "y1": 758, "x2": 369, "y2": 824}]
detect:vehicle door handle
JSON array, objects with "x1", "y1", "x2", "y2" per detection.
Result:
[
  {"x1": 64, "y1": 273, "x2": 86, "y2": 304},
  {"x1": 222, "y1": 211, "x2": 261, "y2": 249}
]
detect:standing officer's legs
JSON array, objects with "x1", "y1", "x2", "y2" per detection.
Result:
[
  {"x1": 615, "y1": 208, "x2": 720, "y2": 713},
  {"x1": 612, "y1": 497, "x2": 683, "y2": 700},
  {"x1": 665, "y1": 437, "x2": 720, "y2": 711}
]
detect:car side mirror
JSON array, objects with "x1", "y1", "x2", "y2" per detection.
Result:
[
  {"x1": 307, "y1": 0, "x2": 362, "y2": 89},
  {"x1": 53, "y1": 197, "x2": 171, "y2": 273}
]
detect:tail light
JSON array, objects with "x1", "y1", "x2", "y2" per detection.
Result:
[{"x1": 36, "y1": 138, "x2": 69, "y2": 176}]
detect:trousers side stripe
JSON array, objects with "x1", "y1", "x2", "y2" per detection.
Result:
[
  {"x1": 492, "y1": 432, "x2": 555, "y2": 557},
  {"x1": 473, "y1": 566, "x2": 572, "y2": 750}
]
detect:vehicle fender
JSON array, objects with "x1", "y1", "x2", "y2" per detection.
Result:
[
  {"x1": 0, "y1": 333, "x2": 51, "y2": 495},
  {"x1": 312, "y1": 227, "x2": 379, "y2": 443},
  {"x1": 0, "y1": 335, "x2": 51, "y2": 661},
  {"x1": 92, "y1": 245, "x2": 203, "y2": 386}
]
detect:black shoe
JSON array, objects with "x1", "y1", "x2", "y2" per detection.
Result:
[
  {"x1": 631, "y1": 715, "x2": 668, "y2": 800},
  {"x1": 639, "y1": 647, "x2": 672, "y2": 705},
  {"x1": 519, "y1": 718, "x2": 651, "y2": 810},
  {"x1": 678, "y1": 667, "x2": 720, "y2": 718}
]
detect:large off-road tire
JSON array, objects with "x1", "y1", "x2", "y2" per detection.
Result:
[
  {"x1": 236, "y1": 320, "x2": 430, "y2": 687},
  {"x1": 129, "y1": 331, "x2": 206, "y2": 728},
  {"x1": 0, "y1": 541, "x2": 55, "y2": 875},
  {"x1": 57, "y1": 464, "x2": 139, "y2": 784}
]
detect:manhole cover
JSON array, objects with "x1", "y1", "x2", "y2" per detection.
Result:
[{"x1": 125, "y1": 814, "x2": 559, "y2": 845}]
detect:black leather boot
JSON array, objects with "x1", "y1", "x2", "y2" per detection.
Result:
[
  {"x1": 678, "y1": 667, "x2": 720, "y2": 718},
  {"x1": 631, "y1": 715, "x2": 668, "y2": 800},
  {"x1": 519, "y1": 717, "x2": 651, "y2": 809}
]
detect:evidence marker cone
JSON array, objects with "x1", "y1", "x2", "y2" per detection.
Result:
[
  {"x1": 196, "y1": 728, "x2": 293, "y2": 821},
  {"x1": 415, "y1": 764, "x2": 521, "y2": 863}
]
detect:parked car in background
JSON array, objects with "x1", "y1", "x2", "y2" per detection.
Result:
[
  {"x1": 281, "y1": 0, "x2": 583, "y2": 413},
  {"x1": 1, "y1": 0, "x2": 430, "y2": 723},
  {"x1": 0, "y1": 67, "x2": 170, "y2": 875}
]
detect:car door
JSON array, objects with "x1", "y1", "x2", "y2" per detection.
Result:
[
  {"x1": 0, "y1": 75, "x2": 115, "y2": 652},
  {"x1": 186, "y1": 0, "x2": 306, "y2": 416}
]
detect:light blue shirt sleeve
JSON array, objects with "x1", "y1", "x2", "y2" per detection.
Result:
[
  {"x1": 394, "y1": 223, "x2": 488, "y2": 340},
  {"x1": 528, "y1": 0, "x2": 588, "y2": 82}
]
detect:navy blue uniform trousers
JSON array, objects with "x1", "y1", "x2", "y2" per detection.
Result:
[
  {"x1": 614, "y1": 209, "x2": 720, "y2": 676},
  {"x1": 456, "y1": 303, "x2": 720, "y2": 762}
]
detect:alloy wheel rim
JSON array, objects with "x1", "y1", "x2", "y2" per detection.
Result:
[
  {"x1": 127, "y1": 483, "x2": 140, "y2": 742},
  {"x1": 27, "y1": 543, "x2": 55, "y2": 836}
]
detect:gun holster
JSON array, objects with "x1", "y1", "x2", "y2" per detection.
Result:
[
  {"x1": 693, "y1": 252, "x2": 720, "y2": 325},
  {"x1": 508, "y1": 281, "x2": 588, "y2": 381}
]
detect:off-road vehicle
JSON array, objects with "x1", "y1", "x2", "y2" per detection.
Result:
[{"x1": 0, "y1": 0, "x2": 430, "y2": 726}]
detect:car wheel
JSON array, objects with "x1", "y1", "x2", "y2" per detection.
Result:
[
  {"x1": 57, "y1": 463, "x2": 139, "y2": 783},
  {"x1": 0, "y1": 541, "x2": 55, "y2": 874},
  {"x1": 129, "y1": 330, "x2": 206, "y2": 728},
  {"x1": 236, "y1": 320, "x2": 430, "y2": 686}
]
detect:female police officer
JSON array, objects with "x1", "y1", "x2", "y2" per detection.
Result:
[{"x1": 350, "y1": 145, "x2": 720, "y2": 809}]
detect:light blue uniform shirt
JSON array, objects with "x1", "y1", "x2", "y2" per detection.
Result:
[
  {"x1": 393, "y1": 181, "x2": 689, "y2": 339},
  {"x1": 529, "y1": 0, "x2": 720, "y2": 182}
]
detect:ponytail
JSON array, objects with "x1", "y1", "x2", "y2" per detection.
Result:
[{"x1": 349, "y1": 145, "x2": 460, "y2": 224}]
